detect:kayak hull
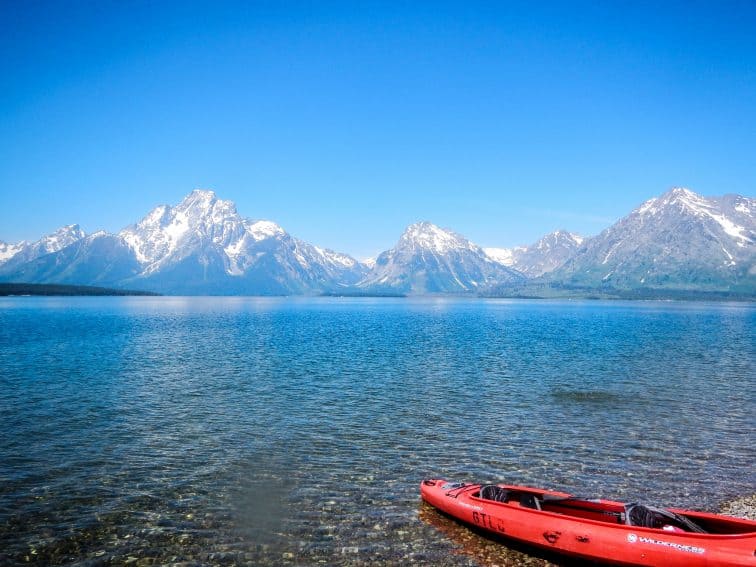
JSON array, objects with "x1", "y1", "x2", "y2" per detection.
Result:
[{"x1": 421, "y1": 479, "x2": 756, "y2": 566}]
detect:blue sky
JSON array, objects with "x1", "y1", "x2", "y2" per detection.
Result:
[{"x1": 1, "y1": 1, "x2": 755, "y2": 259}]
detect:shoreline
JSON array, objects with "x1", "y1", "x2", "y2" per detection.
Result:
[{"x1": 719, "y1": 494, "x2": 756, "y2": 520}]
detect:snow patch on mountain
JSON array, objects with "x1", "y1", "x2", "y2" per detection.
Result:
[
  {"x1": 311, "y1": 245, "x2": 358, "y2": 268},
  {"x1": 0, "y1": 241, "x2": 25, "y2": 263},
  {"x1": 484, "y1": 247, "x2": 519, "y2": 266},
  {"x1": 247, "y1": 220, "x2": 285, "y2": 241}
]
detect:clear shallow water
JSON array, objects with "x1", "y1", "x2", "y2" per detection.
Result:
[{"x1": 0, "y1": 297, "x2": 754, "y2": 566}]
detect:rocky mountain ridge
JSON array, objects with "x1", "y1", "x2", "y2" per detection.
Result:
[
  {"x1": 548, "y1": 188, "x2": 755, "y2": 291},
  {"x1": 0, "y1": 191, "x2": 366, "y2": 294},
  {"x1": 0, "y1": 224, "x2": 86, "y2": 271},
  {"x1": 1, "y1": 187, "x2": 753, "y2": 296}
]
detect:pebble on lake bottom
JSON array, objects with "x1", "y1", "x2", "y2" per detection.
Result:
[{"x1": 719, "y1": 494, "x2": 756, "y2": 521}]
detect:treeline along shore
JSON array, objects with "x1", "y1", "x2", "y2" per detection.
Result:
[{"x1": 0, "y1": 283, "x2": 160, "y2": 296}]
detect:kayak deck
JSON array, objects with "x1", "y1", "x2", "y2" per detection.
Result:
[
  {"x1": 421, "y1": 479, "x2": 756, "y2": 566},
  {"x1": 450, "y1": 481, "x2": 754, "y2": 534}
]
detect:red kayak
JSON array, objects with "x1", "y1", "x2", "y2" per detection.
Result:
[{"x1": 421, "y1": 479, "x2": 756, "y2": 566}]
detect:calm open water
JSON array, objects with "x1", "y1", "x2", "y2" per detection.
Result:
[{"x1": 0, "y1": 297, "x2": 754, "y2": 566}]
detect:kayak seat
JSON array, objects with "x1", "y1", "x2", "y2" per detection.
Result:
[
  {"x1": 625, "y1": 503, "x2": 707, "y2": 533},
  {"x1": 519, "y1": 493, "x2": 542, "y2": 511},
  {"x1": 479, "y1": 485, "x2": 511, "y2": 503},
  {"x1": 478, "y1": 486, "x2": 543, "y2": 510}
]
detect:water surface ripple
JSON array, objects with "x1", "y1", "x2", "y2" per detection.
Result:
[{"x1": 0, "y1": 297, "x2": 753, "y2": 565}]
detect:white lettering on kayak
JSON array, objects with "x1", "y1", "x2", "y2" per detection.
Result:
[{"x1": 626, "y1": 533, "x2": 705, "y2": 554}]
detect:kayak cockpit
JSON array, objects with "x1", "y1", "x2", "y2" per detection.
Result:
[
  {"x1": 473, "y1": 485, "x2": 628, "y2": 525},
  {"x1": 472, "y1": 485, "x2": 755, "y2": 535}
]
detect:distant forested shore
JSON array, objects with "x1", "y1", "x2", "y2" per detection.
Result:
[
  {"x1": 0, "y1": 283, "x2": 160, "y2": 296},
  {"x1": 1, "y1": 282, "x2": 752, "y2": 301}
]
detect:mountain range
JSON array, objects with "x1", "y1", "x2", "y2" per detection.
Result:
[{"x1": 1, "y1": 187, "x2": 753, "y2": 297}]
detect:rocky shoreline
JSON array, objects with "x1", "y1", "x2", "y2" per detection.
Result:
[{"x1": 720, "y1": 494, "x2": 756, "y2": 521}]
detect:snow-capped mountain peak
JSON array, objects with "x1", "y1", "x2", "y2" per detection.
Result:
[
  {"x1": 120, "y1": 189, "x2": 247, "y2": 268},
  {"x1": 486, "y1": 230, "x2": 584, "y2": 277},
  {"x1": 110, "y1": 190, "x2": 368, "y2": 292},
  {"x1": 551, "y1": 187, "x2": 755, "y2": 289},
  {"x1": 0, "y1": 224, "x2": 86, "y2": 267},
  {"x1": 175, "y1": 189, "x2": 238, "y2": 221},
  {"x1": 399, "y1": 221, "x2": 473, "y2": 254},
  {"x1": 534, "y1": 229, "x2": 583, "y2": 251},
  {"x1": 637, "y1": 187, "x2": 693, "y2": 215},
  {"x1": 360, "y1": 221, "x2": 523, "y2": 293},
  {"x1": 636, "y1": 187, "x2": 753, "y2": 247},
  {"x1": 182, "y1": 188, "x2": 217, "y2": 203},
  {"x1": 42, "y1": 224, "x2": 87, "y2": 253}
]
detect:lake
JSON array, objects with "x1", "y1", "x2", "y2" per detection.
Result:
[{"x1": 0, "y1": 297, "x2": 753, "y2": 565}]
